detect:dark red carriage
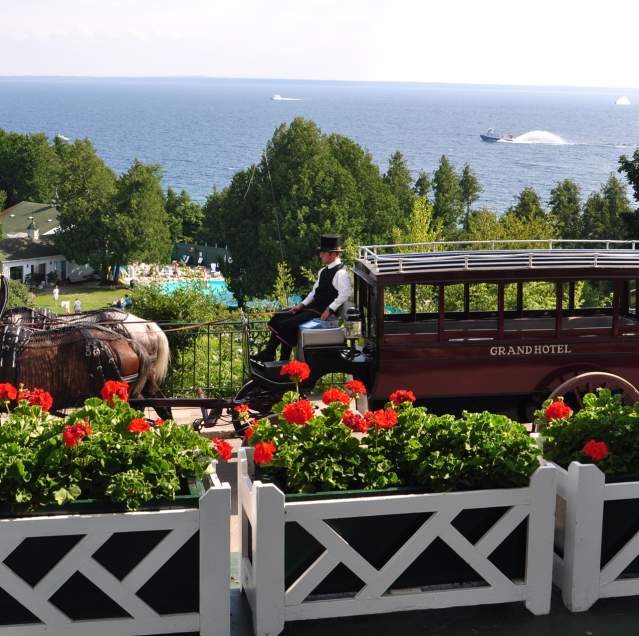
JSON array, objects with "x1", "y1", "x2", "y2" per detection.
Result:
[{"x1": 243, "y1": 240, "x2": 639, "y2": 420}]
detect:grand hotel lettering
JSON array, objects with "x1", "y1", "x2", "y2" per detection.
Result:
[{"x1": 489, "y1": 344, "x2": 572, "y2": 356}]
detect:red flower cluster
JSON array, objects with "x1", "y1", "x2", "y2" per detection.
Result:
[
  {"x1": 389, "y1": 389, "x2": 416, "y2": 406},
  {"x1": 245, "y1": 426, "x2": 255, "y2": 442},
  {"x1": 544, "y1": 400, "x2": 573, "y2": 421},
  {"x1": 344, "y1": 380, "x2": 366, "y2": 397},
  {"x1": 155, "y1": 418, "x2": 165, "y2": 427},
  {"x1": 282, "y1": 399, "x2": 314, "y2": 425},
  {"x1": 212, "y1": 437, "x2": 233, "y2": 461},
  {"x1": 128, "y1": 418, "x2": 151, "y2": 433},
  {"x1": 365, "y1": 408, "x2": 398, "y2": 429},
  {"x1": 322, "y1": 388, "x2": 351, "y2": 406},
  {"x1": 583, "y1": 439, "x2": 609, "y2": 462},
  {"x1": 234, "y1": 403, "x2": 250, "y2": 422},
  {"x1": 63, "y1": 420, "x2": 92, "y2": 448},
  {"x1": 280, "y1": 361, "x2": 310, "y2": 383},
  {"x1": 0, "y1": 383, "x2": 17, "y2": 401},
  {"x1": 20, "y1": 388, "x2": 53, "y2": 412},
  {"x1": 253, "y1": 441, "x2": 276, "y2": 464},
  {"x1": 342, "y1": 410, "x2": 369, "y2": 433},
  {"x1": 101, "y1": 380, "x2": 129, "y2": 404}
]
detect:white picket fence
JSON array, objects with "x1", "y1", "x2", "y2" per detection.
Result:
[
  {"x1": 553, "y1": 461, "x2": 639, "y2": 611},
  {"x1": 238, "y1": 448, "x2": 557, "y2": 636},
  {"x1": 0, "y1": 474, "x2": 231, "y2": 636}
]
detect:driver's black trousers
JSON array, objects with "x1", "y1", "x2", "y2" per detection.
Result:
[{"x1": 261, "y1": 308, "x2": 321, "y2": 359}]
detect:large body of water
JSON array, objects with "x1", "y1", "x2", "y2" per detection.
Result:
[{"x1": 1, "y1": 77, "x2": 638, "y2": 211}]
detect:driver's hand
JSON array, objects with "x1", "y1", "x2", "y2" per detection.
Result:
[
  {"x1": 289, "y1": 303, "x2": 303, "y2": 314},
  {"x1": 320, "y1": 309, "x2": 333, "y2": 321}
]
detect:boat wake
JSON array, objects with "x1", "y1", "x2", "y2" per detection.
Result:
[
  {"x1": 271, "y1": 94, "x2": 302, "y2": 101},
  {"x1": 505, "y1": 130, "x2": 568, "y2": 145}
]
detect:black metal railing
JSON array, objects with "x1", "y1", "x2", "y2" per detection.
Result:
[{"x1": 159, "y1": 316, "x2": 346, "y2": 397}]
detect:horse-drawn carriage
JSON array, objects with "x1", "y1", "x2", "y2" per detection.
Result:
[{"x1": 239, "y1": 240, "x2": 639, "y2": 420}]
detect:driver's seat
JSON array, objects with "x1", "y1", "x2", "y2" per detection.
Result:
[{"x1": 296, "y1": 302, "x2": 353, "y2": 361}]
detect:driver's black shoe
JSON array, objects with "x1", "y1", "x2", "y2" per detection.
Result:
[{"x1": 252, "y1": 349, "x2": 276, "y2": 362}]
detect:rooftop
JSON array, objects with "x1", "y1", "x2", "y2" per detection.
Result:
[
  {"x1": 355, "y1": 240, "x2": 639, "y2": 284},
  {"x1": 0, "y1": 201, "x2": 59, "y2": 237},
  {"x1": 0, "y1": 237, "x2": 62, "y2": 262}
]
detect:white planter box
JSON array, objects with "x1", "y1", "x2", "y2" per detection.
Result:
[
  {"x1": 238, "y1": 448, "x2": 557, "y2": 636},
  {"x1": 552, "y1": 461, "x2": 639, "y2": 611},
  {"x1": 0, "y1": 473, "x2": 231, "y2": 636}
]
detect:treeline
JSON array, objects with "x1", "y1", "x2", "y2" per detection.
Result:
[
  {"x1": 2, "y1": 120, "x2": 639, "y2": 301},
  {"x1": 0, "y1": 130, "x2": 205, "y2": 280}
]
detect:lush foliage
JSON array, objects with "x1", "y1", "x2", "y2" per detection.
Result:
[
  {"x1": 0, "y1": 383, "x2": 223, "y2": 512},
  {"x1": 542, "y1": 389, "x2": 639, "y2": 476},
  {"x1": 246, "y1": 383, "x2": 540, "y2": 494}
]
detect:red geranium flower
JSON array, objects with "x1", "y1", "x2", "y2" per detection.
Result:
[
  {"x1": 344, "y1": 380, "x2": 366, "y2": 397},
  {"x1": 0, "y1": 383, "x2": 17, "y2": 401},
  {"x1": 583, "y1": 439, "x2": 609, "y2": 462},
  {"x1": 100, "y1": 380, "x2": 129, "y2": 404},
  {"x1": 342, "y1": 410, "x2": 369, "y2": 433},
  {"x1": 128, "y1": 418, "x2": 151, "y2": 433},
  {"x1": 282, "y1": 399, "x2": 314, "y2": 425},
  {"x1": 212, "y1": 437, "x2": 233, "y2": 461},
  {"x1": 253, "y1": 441, "x2": 276, "y2": 464},
  {"x1": 27, "y1": 388, "x2": 53, "y2": 412},
  {"x1": 389, "y1": 389, "x2": 416, "y2": 406},
  {"x1": 544, "y1": 400, "x2": 572, "y2": 421},
  {"x1": 234, "y1": 404, "x2": 249, "y2": 413},
  {"x1": 62, "y1": 421, "x2": 92, "y2": 448},
  {"x1": 245, "y1": 426, "x2": 255, "y2": 442},
  {"x1": 280, "y1": 360, "x2": 310, "y2": 383},
  {"x1": 366, "y1": 408, "x2": 398, "y2": 429},
  {"x1": 322, "y1": 388, "x2": 351, "y2": 405},
  {"x1": 155, "y1": 418, "x2": 165, "y2": 426}
]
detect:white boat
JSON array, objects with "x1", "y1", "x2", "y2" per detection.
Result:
[
  {"x1": 480, "y1": 128, "x2": 514, "y2": 143},
  {"x1": 616, "y1": 96, "x2": 631, "y2": 106},
  {"x1": 270, "y1": 94, "x2": 301, "y2": 101},
  {"x1": 55, "y1": 133, "x2": 71, "y2": 143}
]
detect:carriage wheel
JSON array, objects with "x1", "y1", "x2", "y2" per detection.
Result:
[
  {"x1": 548, "y1": 372, "x2": 639, "y2": 411},
  {"x1": 234, "y1": 380, "x2": 281, "y2": 420}
]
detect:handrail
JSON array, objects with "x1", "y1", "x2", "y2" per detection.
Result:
[{"x1": 357, "y1": 241, "x2": 639, "y2": 276}]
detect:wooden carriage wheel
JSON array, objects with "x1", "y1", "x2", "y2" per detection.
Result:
[
  {"x1": 548, "y1": 371, "x2": 639, "y2": 411},
  {"x1": 234, "y1": 380, "x2": 281, "y2": 420}
]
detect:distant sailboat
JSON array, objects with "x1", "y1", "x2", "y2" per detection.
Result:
[
  {"x1": 55, "y1": 133, "x2": 71, "y2": 143},
  {"x1": 615, "y1": 96, "x2": 631, "y2": 106},
  {"x1": 271, "y1": 94, "x2": 302, "y2": 101}
]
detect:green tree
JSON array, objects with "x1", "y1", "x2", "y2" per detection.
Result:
[
  {"x1": 0, "y1": 130, "x2": 60, "y2": 206},
  {"x1": 212, "y1": 118, "x2": 404, "y2": 301},
  {"x1": 432, "y1": 155, "x2": 463, "y2": 234},
  {"x1": 53, "y1": 138, "x2": 118, "y2": 275},
  {"x1": 0, "y1": 189, "x2": 6, "y2": 211},
  {"x1": 384, "y1": 150, "x2": 415, "y2": 215},
  {"x1": 110, "y1": 161, "x2": 172, "y2": 269},
  {"x1": 582, "y1": 175, "x2": 632, "y2": 240},
  {"x1": 548, "y1": 180, "x2": 582, "y2": 239},
  {"x1": 459, "y1": 164, "x2": 482, "y2": 231},
  {"x1": 618, "y1": 148, "x2": 639, "y2": 204},
  {"x1": 272, "y1": 261, "x2": 295, "y2": 309},
  {"x1": 413, "y1": 169, "x2": 431, "y2": 198},
  {"x1": 508, "y1": 187, "x2": 546, "y2": 221},
  {"x1": 165, "y1": 187, "x2": 204, "y2": 242}
]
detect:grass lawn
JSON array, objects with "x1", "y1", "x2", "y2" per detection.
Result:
[{"x1": 32, "y1": 282, "x2": 131, "y2": 312}]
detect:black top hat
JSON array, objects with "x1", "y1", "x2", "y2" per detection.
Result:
[{"x1": 318, "y1": 234, "x2": 343, "y2": 252}]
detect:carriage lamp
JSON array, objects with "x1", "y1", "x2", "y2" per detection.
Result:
[{"x1": 344, "y1": 307, "x2": 362, "y2": 339}]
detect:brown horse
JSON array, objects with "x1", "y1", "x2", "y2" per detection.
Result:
[{"x1": 0, "y1": 321, "x2": 152, "y2": 412}]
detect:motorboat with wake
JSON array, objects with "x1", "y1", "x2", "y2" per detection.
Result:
[{"x1": 480, "y1": 128, "x2": 514, "y2": 142}]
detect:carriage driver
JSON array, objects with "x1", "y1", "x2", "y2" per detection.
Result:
[{"x1": 253, "y1": 234, "x2": 352, "y2": 362}]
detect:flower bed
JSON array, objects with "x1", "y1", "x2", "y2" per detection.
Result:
[
  {"x1": 238, "y1": 368, "x2": 557, "y2": 635},
  {"x1": 541, "y1": 390, "x2": 639, "y2": 611},
  {"x1": 0, "y1": 382, "x2": 231, "y2": 636}
]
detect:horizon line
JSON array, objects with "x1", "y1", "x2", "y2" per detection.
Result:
[{"x1": 0, "y1": 74, "x2": 637, "y2": 92}]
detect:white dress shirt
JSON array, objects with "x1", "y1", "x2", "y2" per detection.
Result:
[{"x1": 301, "y1": 258, "x2": 352, "y2": 313}]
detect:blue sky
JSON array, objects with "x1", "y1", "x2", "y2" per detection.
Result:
[{"x1": 3, "y1": 0, "x2": 639, "y2": 87}]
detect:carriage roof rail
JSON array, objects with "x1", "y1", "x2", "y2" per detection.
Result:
[{"x1": 356, "y1": 239, "x2": 639, "y2": 277}]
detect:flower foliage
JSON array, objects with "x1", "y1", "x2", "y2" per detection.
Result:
[
  {"x1": 0, "y1": 382, "x2": 218, "y2": 511},
  {"x1": 246, "y1": 384, "x2": 539, "y2": 494},
  {"x1": 542, "y1": 389, "x2": 639, "y2": 475}
]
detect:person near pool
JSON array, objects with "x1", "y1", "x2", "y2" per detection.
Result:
[{"x1": 253, "y1": 234, "x2": 352, "y2": 362}]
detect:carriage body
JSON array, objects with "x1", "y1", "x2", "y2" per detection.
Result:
[{"x1": 354, "y1": 241, "x2": 639, "y2": 413}]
